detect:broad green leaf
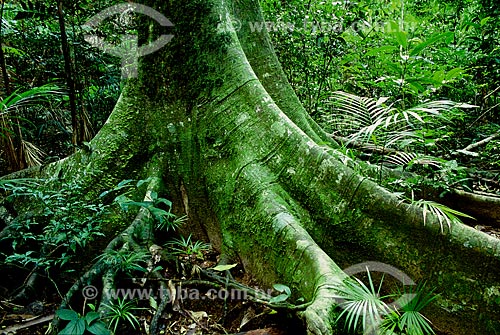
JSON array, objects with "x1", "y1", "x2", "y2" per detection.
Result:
[
  {"x1": 445, "y1": 68, "x2": 464, "y2": 81},
  {"x1": 117, "y1": 179, "x2": 134, "y2": 187},
  {"x1": 149, "y1": 296, "x2": 158, "y2": 310},
  {"x1": 58, "y1": 318, "x2": 86, "y2": 335},
  {"x1": 388, "y1": 21, "x2": 400, "y2": 32},
  {"x1": 366, "y1": 45, "x2": 397, "y2": 56},
  {"x1": 432, "y1": 70, "x2": 445, "y2": 84},
  {"x1": 407, "y1": 80, "x2": 425, "y2": 93},
  {"x1": 84, "y1": 311, "x2": 100, "y2": 324},
  {"x1": 410, "y1": 32, "x2": 454, "y2": 56},
  {"x1": 386, "y1": 62, "x2": 403, "y2": 75},
  {"x1": 269, "y1": 293, "x2": 289, "y2": 304},
  {"x1": 150, "y1": 190, "x2": 158, "y2": 200},
  {"x1": 86, "y1": 321, "x2": 111, "y2": 335},
  {"x1": 480, "y1": 17, "x2": 491, "y2": 26},
  {"x1": 273, "y1": 283, "x2": 291, "y2": 296},
  {"x1": 393, "y1": 31, "x2": 408, "y2": 48},
  {"x1": 56, "y1": 309, "x2": 79, "y2": 321},
  {"x1": 113, "y1": 194, "x2": 132, "y2": 209},
  {"x1": 136, "y1": 177, "x2": 153, "y2": 188},
  {"x1": 149, "y1": 207, "x2": 170, "y2": 218},
  {"x1": 155, "y1": 197, "x2": 172, "y2": 208}
]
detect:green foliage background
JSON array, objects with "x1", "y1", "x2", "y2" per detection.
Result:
[{"x1": 261, "y1": 0, "x2": 499, "y2": 173}]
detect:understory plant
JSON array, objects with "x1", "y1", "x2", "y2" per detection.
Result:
[
  {"x1": 324, "y1": 91, "x2": 477, "y2": 229},
  {"x1": 101, "y1": 298, "x2": 144, "y2": 334},
  {"x1": 96, "y1": 248, "x2": 151, "y2": 276},
  {"x1": 167, "y1": 233, "x2": 211, "y2": 259},
  {"x1": 0, "y1": 178, "x2": 107, "y2": 272},
  {"x1": 334, "y1": 269, "x2": 436, "y2": 335},
  {"x1": 100, "y1": 178, "x2": 185, "y2": 232},
  {"x1": 56, "y1": 308, "x2": 110, "y2": 335},
  {"x1": 408, "y1": 198, "x2": 475, "y2": 233},
  {"x1": 0, "y1": 84, "x2": 64, "y2": 172},
  {"x1": 382, "y1": 284, "x2": 438, "y2": 335},
  {"x1": 323, "y1": 91, "x2": 475, "y2": 152}
]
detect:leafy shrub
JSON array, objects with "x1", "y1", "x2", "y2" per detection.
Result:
[
  {"x1": 56, "y1": 308, "x2": 110, "y2": 335},
  {"x1": 1, "y1": 178, "x2": 107, "y2": 272}
]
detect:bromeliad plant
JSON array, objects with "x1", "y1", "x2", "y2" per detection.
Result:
[
  {"x1": 101, "y1": 298, "x2": 144, "y2": 334},
  {"x1": 166, "y1": 234, "x2": 211, "y2": 259}
]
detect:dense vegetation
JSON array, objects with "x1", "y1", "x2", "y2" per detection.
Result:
[
  {"x1": 2, "y1": 0, "x2": 499, "y2": 187},
  {"x1": 0, "y1": 0, "x2": 499, "y2": 334},
  {"x1": 262, "y1": 0, "x2": 499, "y2": 196},
  {"x1": 0, "y1": 0, "x2": 121, "y2": 173}
]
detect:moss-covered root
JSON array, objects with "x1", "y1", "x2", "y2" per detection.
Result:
[
  {"x1": 263, "y1": 209, "x2": 343, "y2": 334},
  {"x1": 209, "y1": 164, "x2": 344, "y2": 335}
]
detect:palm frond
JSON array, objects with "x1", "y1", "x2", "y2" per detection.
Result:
[
  {"x1": 382, "y1": 283, "x2": 437, "y2": 335},
  {"x1": 407, "y1": 100, "x2": 477, "y2": 116},
  {"x1": 21, "y1": 140, "x2": 45, "y2": 167},
  {"x1": 334, "y1": 268, "x2": 392, "y2": 333},
  {"x1": 325, "y1": 91, "x2": 418, "y2": 146},
  {"x1": 80, "y1": 108, "x2": 95, "y2": 142},
  {"x1": 0, "y1": 84, "x2": 64, "y2": 171},
  {"x1": 0, "y1": 84, "x2": 64, "y2": 114},
  {"x1": 410, "y1": 199, "x2": 475, "y2": 233}
]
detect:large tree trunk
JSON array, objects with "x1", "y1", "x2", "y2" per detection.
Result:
[{"x1": 2, "y1": 0, "x2": 500, "y2": 334}]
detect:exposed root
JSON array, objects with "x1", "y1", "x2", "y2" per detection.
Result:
[
  {"x1": 199, "y1": 268, "x2": 311, "y2": 311},
  {"x1": 11, "y1": 272, "x2": 39, "y2": 303},
  {"x1": 149, "y1": 273, "x2": 169, "y2": 335},
  {"x1": 446, "y1": 189, "x2": 500, "y2": 227},
  {"x1": 208, "y1": 162, "x2": 347, "y2": 334}
]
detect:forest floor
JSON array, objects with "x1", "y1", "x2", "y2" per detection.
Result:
[{"x1": 0, "y1": 248, "x2": 304, "y2": 335}]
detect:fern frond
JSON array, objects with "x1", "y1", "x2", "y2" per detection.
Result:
[
  {"x1": 324, "y1": 92, "x2": 475, "y2": 149},
  {"x1": 383, "y1": 152, "x2": 443, "y2": 169}
]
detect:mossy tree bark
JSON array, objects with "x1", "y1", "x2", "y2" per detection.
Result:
[{"x1": 2, "y1": 0, "x2": 500, "y2": 334}]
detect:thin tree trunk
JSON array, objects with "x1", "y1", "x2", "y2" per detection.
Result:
[
  {"x1": 57, "y1": 0, "x2": 79, "y2": 146},
  {"x1": 0, "y1": 1, "x2": 10, "y2": 95}
]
